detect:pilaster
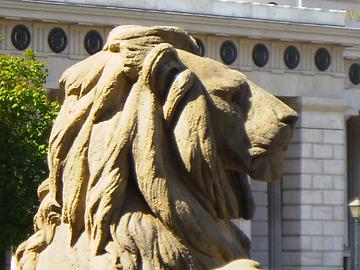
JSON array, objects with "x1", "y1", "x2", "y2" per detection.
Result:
[{"x1": 281, "y1": 97, "x2": 347, "y2": 270}]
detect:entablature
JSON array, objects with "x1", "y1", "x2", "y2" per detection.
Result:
[{"x1": 0, "y1": 0, "x2": 359, "y2": 46}]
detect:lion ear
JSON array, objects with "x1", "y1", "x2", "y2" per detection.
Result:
[{"x1": 141, "y1": 43, "x2": 195, "y2": 123}]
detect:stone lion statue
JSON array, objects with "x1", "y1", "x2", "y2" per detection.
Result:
[{"x1": 15, "y1": 25, "x2": 297, "y2": 270}]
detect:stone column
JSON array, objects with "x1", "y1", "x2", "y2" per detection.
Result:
[
  {"x1": 281, "y1": 97, "x2": 347, "y2": 270},
  {"x1": 251, "y1": 180, "x2": 270, "y2": 268}
]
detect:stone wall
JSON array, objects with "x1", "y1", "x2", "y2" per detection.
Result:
[
  {"x1": 251, "y1": 180, "x2": 270, "y2": 268},
  {"x1": 281, "y1": 97, "x2": 347, "y2": 270}
]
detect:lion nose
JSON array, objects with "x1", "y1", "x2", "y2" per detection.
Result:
[
  {"x1": 280, "y1": 114, "x2": 298, "y2": 128},
  {"x1": 273, "y1": 102, "x2": 298, "y2": 129}
]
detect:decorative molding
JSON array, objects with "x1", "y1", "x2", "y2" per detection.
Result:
[
  {"x1": 0, "y1": 17, "x2": 348, "y2": 98},
  {"x1": 344, "y1": 46, "x2": 360, "y2": 60},
  {"x1": 20, "y1": 0, "x2": 347, "y2": 27},
  {"x1": 0, "y1": 0, "x2": 359, "y2": 46}
]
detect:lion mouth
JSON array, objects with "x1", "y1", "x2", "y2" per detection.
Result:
[
  {"x1": 249, "y1": 145, "x2": 269, "y2": 157},
  {"x1": 247, "y1": 125, "x2": 293, "y2": 181},
  {"x1": 248, "y1": 151, "x2": 284, "y2": 181},
  {"x1": 249, "y1": 141, "x2": 289, "y2": 158}
]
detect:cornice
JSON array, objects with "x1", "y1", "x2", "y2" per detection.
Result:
[
  {"x1": 16, "y1": 0, "x2": 347, "y2": 27},
  {"x1": 0, "y1": 0, "x2": 359, "y2": 46},
  {"x1": 344, "y1": 46, "x2": 360, "y2": 60}
]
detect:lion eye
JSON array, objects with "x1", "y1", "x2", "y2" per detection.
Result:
[
  {"x1": 155, "y1": 60, "x2": 183, "y2": 104},
  {"x1": 239, "y1": 81, "x2": 250, "y2": 94},
  {"x1": 143, "y1": 43, "x2": 185, "y2": 104},
  {"x1": 231, "y1": 91, "x2": 243, "y2": 105},
  {"x1": 164, "y1": 67, "x2": 181, "y2": 94},
  {"x1": 230, "y1": 82, "x2": 250, "y2": 112}
]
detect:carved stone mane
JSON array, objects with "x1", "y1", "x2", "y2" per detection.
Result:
[{"x1": 16, "y1": 25, "x2": 297, "y2": 270}]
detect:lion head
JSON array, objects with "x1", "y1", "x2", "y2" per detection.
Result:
[{"x1": 16, "y1": 25, "x2": 297, "y2": 270}]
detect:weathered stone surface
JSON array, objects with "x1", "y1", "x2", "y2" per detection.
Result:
[{"x1": 15, "y1": 25, "x2": 297, "y2": 269}]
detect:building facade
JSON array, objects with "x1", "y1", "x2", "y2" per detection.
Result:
[{"x1": 1, "y1": 0, "x2": 360, "y2": 269}]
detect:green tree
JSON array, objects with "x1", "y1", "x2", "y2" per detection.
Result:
[{"x1": 0, "y1": 49, "x2": 60, "y2": 258}]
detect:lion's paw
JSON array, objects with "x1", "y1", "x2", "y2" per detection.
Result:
[{"x1": 214, "y1": 259, "x2": 262, "y2": 270}]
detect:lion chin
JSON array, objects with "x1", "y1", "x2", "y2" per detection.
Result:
[{"x1": 15, "y1": 25, "x2": 297, "y2": 270}]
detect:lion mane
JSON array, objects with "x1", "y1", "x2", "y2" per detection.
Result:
[{"x1": 15, "y1": 25, "x2": 295, "y2": 270}]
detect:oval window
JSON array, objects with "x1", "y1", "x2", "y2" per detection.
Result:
[
  {"x1": 84, "y1": 30, "x2": 103, "y2": 55},
  {"x1": 11, "y1": 24, "x2": 31, "y2": 50},
  {"x1": 284, "y1": 45, "x2": 300, "y2": 69},
  {"x1": 220, "y1": 40, "x2": 237, "y2": 65},
  {"x1": 48, "y1": 27, "x2": 67, "y2": 53},
  {"x1": 195, "y1": 38, "x2": 205, "y2": 57},
  {"x1": 253, "y1": 43, "x2": 269, "y2": 68},
  {"x1": 349, "y1": 63, "x2": 360, "y2": 85},
  {"x1": 315, "y1": 48, "x2": 331, "y2": 72}
]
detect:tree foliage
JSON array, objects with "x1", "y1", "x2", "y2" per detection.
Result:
[{"x1": 0, "y1": 49, "x2": 60, "y2": 252}]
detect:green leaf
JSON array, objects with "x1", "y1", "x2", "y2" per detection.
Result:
[{"x1": 0, "y1": 49, "x2": 60, "y2": 253}]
